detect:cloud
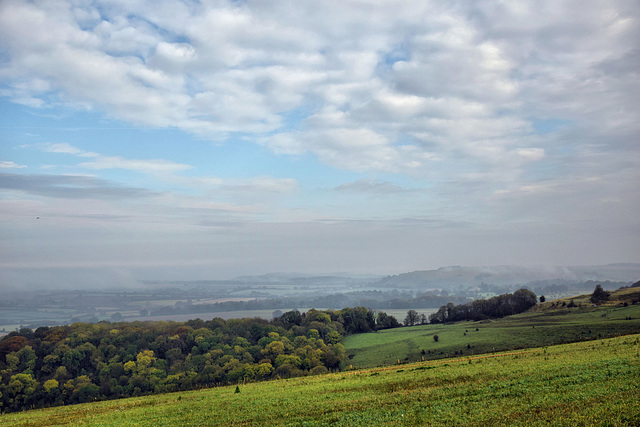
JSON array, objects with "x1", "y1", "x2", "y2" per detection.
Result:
[
  {"x1": 32, "y1": 142, "x2": 98, "y2": 157},
  {"x1": 0, "y1": 0, "x2": 639, "y2": 280},
  {"x1": 25, "y1": 142, "x2": 192, "y2": 174},
  {"x1": 0, "y1": 161, "x2": 26, "y2": 169},
  {"x1": 0, "y1": 172, "x2": 158, "y2": 199},
  {"x1": 221, "y1": 176, "x2": 298, "y2": 194},
  {"x1": 516, "y1": 148, "x2": 545, "y2": 162},
  {"x1": 20, "y1": 143, "x2": 298, "y2": 202},
  {"x1": 263, "y1": 128, "x2": 432, "y2": 173},
  {"x1": 77, "y1": 156, "x2": 192, "y2": 173},
  {"x1": 334, "y1": 179, "x2": 416, "y2": 195},
  {"x1": 1, "y1": 0, "x2": 637, "y2": 182}
]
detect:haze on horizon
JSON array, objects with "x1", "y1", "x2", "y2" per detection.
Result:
[{"x1": 1, "y1": 1, "x2": 639, "y2": 288}]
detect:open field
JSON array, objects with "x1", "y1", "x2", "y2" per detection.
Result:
[
  {"x1": 2, "y1": 334, "x2": 639, "y2": 426},
  {"x1": 344, "y1": 303, "x2": 640, "y2": 368}
]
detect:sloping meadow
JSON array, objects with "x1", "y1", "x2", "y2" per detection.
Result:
[
  {"x1": 2, "y1": 334, "x2": 639, "y2": 426},
  {"x1": 343, "y1": 303, "x2": 640, "y2": 368}
]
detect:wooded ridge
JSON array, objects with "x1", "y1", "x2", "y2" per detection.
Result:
[{"x1": 0, "y1": 307, "x2": 393, "y2": 412}]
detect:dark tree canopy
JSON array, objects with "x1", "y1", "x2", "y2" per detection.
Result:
[
  {"x1": 429, "y1": 289, "x2": 538, "y2": 324},
  {"x1": 590, "y1": 284, "x2": 610, "y2": 304},
  {"x1": 404, "y1": 310, "x2": 419, "y2": 327},
  {"x1": 0, "y1": 306, "x2": 398, "y2": 413},
  {"x1": 376, "y1": 311, "x2": 400, "y2": 329}
]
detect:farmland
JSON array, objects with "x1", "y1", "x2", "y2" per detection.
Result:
[
  {"x1": 2, "y1": 286, "x2": 640, "y2": 424},
  {"x1": 344, "y1": 303, "x2": 640, "y2": 368},
  {"x1": 1, "y1": 334, "x2": 639, "y2": 426}
]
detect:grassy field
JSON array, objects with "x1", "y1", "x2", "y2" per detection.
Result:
[
  {"x1": 344, "y1": 302, "x2": 640, "y2": 368},
  {"x1": 1, "y1": 334, "x2": 639, "y2": 426}
]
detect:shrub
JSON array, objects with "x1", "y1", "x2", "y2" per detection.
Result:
[
  {"x1": 591, "y1": 285, "x2": 610, "y2": 304},
  {"x1": 309, "y1": 366, "x2": 329, "y2": 376}
]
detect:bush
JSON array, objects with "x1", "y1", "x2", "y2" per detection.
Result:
[
  {"x1": 309, "y1": 366, "x2": 329, "y2": 376},
  {"x1": 275, "y1": 363, "x2": 303, "y2": 379},
  {"x1": 590, "y1": 285, "x2": 610, "y2": 304}
]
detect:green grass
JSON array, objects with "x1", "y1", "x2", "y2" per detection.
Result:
[
  {"x1": 343, "y1": 304, "x2": 640, "y2": 368},
  {"x1": 2, "y1": 334, "x2": 639, "y2": 426}
]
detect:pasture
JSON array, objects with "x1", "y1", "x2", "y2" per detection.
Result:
[
  {"x1": 2, "y1": 334, "x2": 639, "y2": 426},
  {"x1": 344, "y1": 304, "x2": 640, "y2": 368}
]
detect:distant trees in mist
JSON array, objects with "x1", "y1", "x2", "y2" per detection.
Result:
[{"x1": 428, "y1": 289, "x2": 538, "y2": 324}]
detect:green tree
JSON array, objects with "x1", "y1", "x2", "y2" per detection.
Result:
[
  {"x1": 66, "y1": 375, "x2": 99, "y2": 403},
  {"x1": 376, "y1": 311, "x2": 399, "y2": 329},
  {"x1": 325, "y1": 330, "x2": 342, "y2": 345},
  {"x1": 590, "y1": 285, "x2": 610, "y2": 304},
  {"x1": 404, "y1": 310, "x2": 419, "y2": 326},
  {"x1": 42, "y1": 354, "x2": 60, "y2": 374},
  {"x1": 7, "y1": 373, "x2": 37, "y2": 410},
  {"x1": 277, "y1": 310, "x2": 302, "y2": 328},
  {"x1": 310, "y1": 365, "x2": 328, "y2": 376},
  {"x1": 15, "y1": 346, "x2": 37, "y2": 373},
  {"x1": 339, "y1": 307, "x2": 376, "y2": 334},
  {"x1": 5, "y1": 352, "x2": 19, "y2": 372},
  {"x1": 261, "y1": 340, "x2": 285, "y2": 362},
  {"x1": 110, "y1": 312, "x2": 124, "y2": 322},
  {"x1": 275, "y1": 354, "x2": 302, "y2": 368},
  {"x1": 43, "y1": 378, "x2": 59, "y2": 393},
  {"x1": 303, "y1": 309, "x2": 332, "y2": 326},
  {"x1": 43, "y1": 378, "x2": 61, "y2": 405}
]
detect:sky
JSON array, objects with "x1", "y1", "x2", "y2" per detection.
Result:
[{"x1": 1, "y1": 0, "x2": 639, "y2": 287}]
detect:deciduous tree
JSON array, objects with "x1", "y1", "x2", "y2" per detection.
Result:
[{"x1": 590, "y1": 285, "x2": 610, "y2": 304}]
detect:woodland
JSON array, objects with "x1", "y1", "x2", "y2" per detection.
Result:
[
  {"x1": 0, "y1": 307, "x2": 393, "y2": 412},
  {"x1": 0, "y1": 289, "x2": 544, "y2": 413}
]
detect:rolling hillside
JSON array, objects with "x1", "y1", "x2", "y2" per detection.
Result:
[
  {"x1": 344, "y1": 287, "x2": 640, "y2": 368},
  {"x1": 376, "y1": 263, "x2": 640, "y2": 289},
  {"x1": 1, "y1": 334, "x2": 638, "y2": 426}
]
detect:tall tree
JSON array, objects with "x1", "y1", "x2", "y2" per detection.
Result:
[
  {"x1": 590, "y1": 284, "x2": 610, "y2": 304},
  {"x1": 404, "y1": 310, "x2": 419, "y2": 326}
]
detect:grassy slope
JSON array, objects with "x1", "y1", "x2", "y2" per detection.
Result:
[
  {"x1": 3, "y1": 288, "x2": 640, "y2": 426},
  {"x1": 344, "y1": 290, "x2": 640, "y2": 368},
  {"x1": 1, "y1": 335, "x2": 639, "y2": 426}
]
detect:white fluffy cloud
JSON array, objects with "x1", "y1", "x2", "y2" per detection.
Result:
[
  {"x1": 2, "y1": 1, "x2": 637, "y2": 179},
  {"x1": 1, "y1": 0, "x2": 638, "y2": 278},
  {"x1": 0, "y1": 161, "x2": 26, "y2": 169}
]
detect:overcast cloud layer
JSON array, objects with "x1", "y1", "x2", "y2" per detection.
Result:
[{"x1": 1, "y1": 0, "x2": 638, "y2": 286}]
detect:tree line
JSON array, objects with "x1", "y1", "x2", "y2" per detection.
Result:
[
  {"x1": 0, "y1": 307, "x2": 398, "y2": 413},
  {"x1": 428, "y1": 289, "x2": 538, "y2": 323}
]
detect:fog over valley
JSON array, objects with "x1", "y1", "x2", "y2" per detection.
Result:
[{"x1": 2, "y1": 263, "x2": 638, "y2": 335}]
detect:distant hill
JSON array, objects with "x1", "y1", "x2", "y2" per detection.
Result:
[
  {"x1": 229, "y1": 264, "x2": 640, "y2": 293},
  {"x1": 232, "y1": 272, "x2": 383, "y2": 286},
  {"x1": 375, "y1": 264, "x2": 640, "y2": 290}
]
